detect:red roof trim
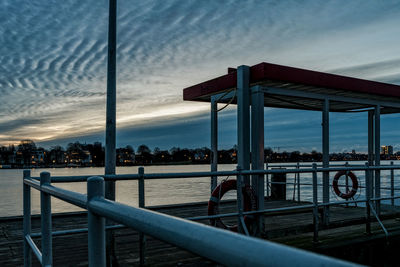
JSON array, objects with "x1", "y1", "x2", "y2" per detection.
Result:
[{"x1": 183, "y1": 62, "x2": 400, "y2": 101}]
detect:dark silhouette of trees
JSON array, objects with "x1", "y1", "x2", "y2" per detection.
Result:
[
  {"x1": 0, "y1": 140, "x2": 392, "y2": 169},
  {"x1": 48, "y1": 146, "x2": 65, "y2": 165},
  {"x1": 153, "y1": 147, "x2": 171, "y2": 163},
  {"x1": 17, "y1": 140, "x2": 37, "y2": 166},
  {"x1": 136, "y1": 144, "x2": 152, "y2": 164}
]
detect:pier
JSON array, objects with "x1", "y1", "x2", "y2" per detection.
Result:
[
  {"x1": 13, "y1": 160, "x2": 400, "y2": 266},
  {"x1": 3, "y1": 190, "x2": 400, "y2": 266}
]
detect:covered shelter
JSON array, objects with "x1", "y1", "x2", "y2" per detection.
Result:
[{"x1": 183, "y1": 62, "x2": 400, "y2": 231}]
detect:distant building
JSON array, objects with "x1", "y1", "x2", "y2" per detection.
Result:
[
  {"x1": 116, "y1": 147, "x2": 135, "y2": 165},
  {"x1": 381, "y1": 145, "x2": 393, "y2": 155}
]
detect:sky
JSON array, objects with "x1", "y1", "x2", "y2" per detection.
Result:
[{"x1": 1, "y1": 0, "x2": 400, "y2": 153}]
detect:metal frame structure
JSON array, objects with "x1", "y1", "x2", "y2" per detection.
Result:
[
  {"x1": 183, "y1": 62, "x2": 400, "y2": 228},
  {"x1": 23, "y1": 165, "x2": 400, "y2": 266}
]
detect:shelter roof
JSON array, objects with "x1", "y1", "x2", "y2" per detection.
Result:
[{"x1": 183, "y1": 62, "x2": 400, "y2": 113}]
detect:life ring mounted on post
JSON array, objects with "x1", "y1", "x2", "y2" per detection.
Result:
[
  {"x1": 332, "y1": 171, "x2": 358, "y2": 199},
  {"x1": 207, "y1": 179, "x2": 256, "y2": 232}
]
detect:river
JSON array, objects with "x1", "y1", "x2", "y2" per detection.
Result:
[{"x1": 0, "y1": 161, "x2": 398, "y2": 216}]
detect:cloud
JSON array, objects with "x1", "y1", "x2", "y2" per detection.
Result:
[{"x1": 1, "y1": 0, "x2": 400, "y2": 151}]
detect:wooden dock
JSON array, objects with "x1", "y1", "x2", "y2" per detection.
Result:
[{"x1": 1, "y1": 199, "x2": 400, "y2": 266}]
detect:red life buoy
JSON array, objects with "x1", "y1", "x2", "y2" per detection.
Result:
[
  {"x1": 332, "y1": 171, "x2": 358, "y2": 199},
  {"x1": 207, "y1": 179, "x2": 256, "y2": 232}
]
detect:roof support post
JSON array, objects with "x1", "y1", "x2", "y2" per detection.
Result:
[
  {"x1": 374, "y1": 105, "x2": 381, "y2": 215},
  {"x1": 251, "y1": 86, "x2": 265, "y2": 236},
  {"x1": 105, "y1": 0, "x2": 117, "y2": 266},
  {"x1": 322, "y1": 98, "x2": 330, "y2": 225},
  {"x1": 236, "y1": 65, "x2": 250, "y2": 233},
  {"x1": 368, "y1": 110, "x2": 375, "y2": 198},
  {"x1": 237, "y1": 65, "x2": 251, "y2": 184},
  {"x1": 211, "y1": 96, "x2": 218, "y2": 192}
]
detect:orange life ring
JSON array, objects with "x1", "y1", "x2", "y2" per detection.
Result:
[
  {"x1": 207, "y1": 179, "x2": 256, "y2": 232},
  {"x1": 332, "y1": 171, "x2": 358, "y2": 199}
]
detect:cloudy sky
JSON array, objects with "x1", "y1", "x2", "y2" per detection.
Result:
[{"x1": 1, "y1": 0, "x2": 400, "y2": 152}]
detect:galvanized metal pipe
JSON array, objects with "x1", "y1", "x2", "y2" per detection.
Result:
[
  {"x1": 251, "y1": 86, "x2": 265, "y2": 235},
  {"x1": 312, "y1": 164, "x2": 319, "y2": 243},
  {"x1": 31, "y1": 224, "x2": 126, "y2": 238},
  {"x1": 25, "y1": 235, "x2": 42, "y2": 265},
  {"x1": 105, "y1": 0, "x2": 118, "y2": 264},
  {"x1": 368, "y1": 110, "x2": 375, "y2": 199},
  {"x1": 297, "y1": 162, "x2": 301, "y2": 202},
  {"x1": 322, "y1": 98, "x2": 330, "y2": 225},
  {"x1": 88, "y1": 177, "x2": 106, "y2": 267},
  {"x1": 211, "y1": 97, "x2": 218, "y2": 192},
  {"x1": 391, "y1": 161, "x2": 395, "y2": 206},
  {"x1": 23, "y1": 170, "x2": 32, "y2": 267},
  {"x1": 365, "y1": 163, "x2": 371, "y2": 234},
  {"x1": 374, "y1": 105, "x2": 381, "y2": 215},
  {"x1": 40, "y1": 184, "x2": 87, "y2": 209},
  {"x1": 265, "y1": 163, "x2": 269, "y2": 197},
  {"x1": 40, "y1": 172, "x2": 52, "y2": 267},
  {"x1": 30, "y1": 164, "x2": 400, "y2": 183},
  {"x1": 236, "y1": 165, "x2": 246, "y2": 234},
  {"x1": 138, "y1": 167, "x2": 146, "y2": 266},
  {"x1": 345, "y1": 162, "x2": 349, "y2": 206},
  {"x1": 237, "y1": 65, "x2": 251, "y2": 185}
]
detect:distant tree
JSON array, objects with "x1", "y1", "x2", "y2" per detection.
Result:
[
  {"x1": 136, "y1": 144, "x2": 152, "y2": 164},
  {"x1": 153, "y1": 148, "x2": 171, "y2": 163},
  {"x1": 126, "y1": 145, "x2": 134, "y2": 154},
  {"x1": 153, "y1": 147, "x2": 161, "y2": 155},
  {"x1": 88, "y1": 142, "x2": 104, "y2": 166},
  {"x1": 137, "y1": 144, "x2": 151, "y2": 155},
  {"x1": 17, "y1": 140, "x2": 37, "y2": 166},
  {"x1": 289, "y1": 151, "x2": 301, "y2": 162},
  {"x1": 49, "y1": 145, "x2": 65, "y2": 165}
]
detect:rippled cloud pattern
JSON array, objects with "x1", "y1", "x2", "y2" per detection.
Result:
[{"x1": 1, "y1": 0, "x2": 400, "y2": 151}]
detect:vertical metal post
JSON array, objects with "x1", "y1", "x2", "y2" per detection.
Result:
[
  {"x1": 40, "y1": 172, "x2": 52, "y2": 267},
  {"x1": 138, "y1": 167, "x2": 146, "y2": 266},
  {"x1": 322, "y1": 98, "x2": 330, "y2": 225},
  {"x1": 266, "y1": 163, "x2": 269, "y2": 197},
  {"x1": 312, "y1": 163, "x2": 319, "y2": 243},
  {"x1": 368, "y1": 110, "x2": 375, "y2": 198},
  {"x1": 365, "y1": 163, "x2": 371, "y2": 235},
  {"x1": 251, "y1": 86, "x2": 264, "y2": 235},
  {"x1": 105, "y1": 1, "x2": 117, "y2": 265},
  {"x1": 211, "y1": 97, "x2": 218, "y2": 192},
  {"x1": 374, "y1": 105, "x2": 381, "y2": 215},
  {"x1": 23, "y1": 170, "x2": 31, "y2": 267},
  {"x1": 237, "y1": 65, "x2": 250, "y2": 185},
  {"x1": 391, "y1": 161, "x2": 394, "y2": 206},
  {"x1": 345, "y1": 162, "x2": 349, "y2": 193},
  {"x1": 345, "y1": 162, "x2": 349, "y2": 206},
  {"x1": 88, "y1": 176, "x2": 106, "y2": 267},
  {"x1": 236, "y1": 165, "x2": 245, "y2": 234},
  {"x1": 297, "y1": 162, "x2": 301, "y2": 202}
]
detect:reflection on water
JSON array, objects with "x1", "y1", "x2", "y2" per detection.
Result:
[{"x1": 0, "y1": 161, "x2": 398, "y2": 216}]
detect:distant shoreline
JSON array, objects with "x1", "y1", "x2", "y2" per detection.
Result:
[{"x1": 1, "y1": 158, "x2": 398, "y2": 170}]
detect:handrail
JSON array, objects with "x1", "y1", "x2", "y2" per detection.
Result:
[
  {"x1": 25, "y1": 235, "x2": 42, "y2": 264},
  {"x1": 23, "y1": 162, "x2": 399, "y2": 266},
  {"x1": 30, "y1": 164, "x2": 400, "y2": 183},
  {"x1": 23, "y1": 173, "x2": 364, "y2": 267},
  {"x1": 369, "y1": 203, "x2": 389, "y2": 238}
]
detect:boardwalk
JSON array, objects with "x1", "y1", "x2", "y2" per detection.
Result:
[{"x1": 1, "y1": 199, "x2": 399, "y2": 266}]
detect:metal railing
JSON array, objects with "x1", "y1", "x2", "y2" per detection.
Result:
[{"x1": 22, "y1": 162, "x2": 400, "y2": 266}]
